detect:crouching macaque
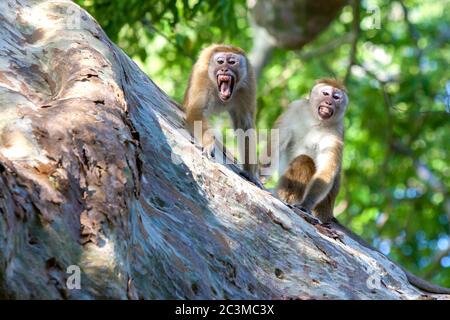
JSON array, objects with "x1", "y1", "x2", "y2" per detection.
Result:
[
  {"x1": 261, "y1": 78, "x2": 348, "y2": 222},
  {"x1": 183, "y1": 44, "x2": 259, "y2": 183},
  {"x1": 260, "y1": 79, "x2": 450, "y2": 294}
]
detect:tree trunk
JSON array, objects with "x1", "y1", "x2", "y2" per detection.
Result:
[
  {"x1": 248, "y1": 0, "x2": 348, "y2": 79},
  {"x1": 0, "y1": 0, "x2": 448, "y2": 300},
  {"x1": 249, "y1": 0, "x2": 348, "y2": 50}
]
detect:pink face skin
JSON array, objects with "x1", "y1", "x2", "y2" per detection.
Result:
[
  {"x1": 309, "y1": 84, "x2": 348, "y2": 122},
  {"x1": 208, "y1": 52, "x2": 247, "y2": 102}
]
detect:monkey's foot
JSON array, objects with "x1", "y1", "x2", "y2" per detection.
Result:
[
  {"x1": 291, "y1": 205, "x2": 321, "y2": 225},
  {"x1": 294, "y1": 205, "x2": 313, "y2": 216},
  {"x1": 238, "y1": 170, "x2": 265, "y2": 189}
]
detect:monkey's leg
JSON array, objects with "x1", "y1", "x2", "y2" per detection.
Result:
[
  {"x1": 229, "y1": 110, "x2": 259, "y2": 180},
  {"x1": 277, "y1": 155, "x2": 316, "y2": 206},
  {"x1": 186, "y1": 107, "x2": 216, "y2": 158},
  {"x1": 298, "y1": 144, "x2": 342, "y2": 217}
]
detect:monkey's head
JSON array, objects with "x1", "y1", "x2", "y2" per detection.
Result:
[
  {"x1": 309, "y1": 78, "x2": 348, "y2": 123},
  {"x1": 207, "y1": 46, "x2": 248, "y2": 103}
]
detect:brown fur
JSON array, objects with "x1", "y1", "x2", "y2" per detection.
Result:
[
  {"x1": 316, "y1": 78, "x2": 347, "y2": 93},
  {"x1": 277, "y1": 155, "x2": 316, "y2": 204},
  {"x1": 277, "y1": 155, "x2": 341, "y2": 222}
]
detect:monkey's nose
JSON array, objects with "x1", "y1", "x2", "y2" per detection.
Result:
[{"x1": 220, "y1": 68, "x2": 229, "y2": 73}]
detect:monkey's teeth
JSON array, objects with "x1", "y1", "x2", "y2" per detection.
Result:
[
  {"x1": 218, "y1": 75, "x2": 231, "y2": 82},
  {"x1": 217, "y1": 75, "x2": 234, "y2": 100},
  {"x1": 319, "y1": 106, "x2": 333, "y2": 118}
]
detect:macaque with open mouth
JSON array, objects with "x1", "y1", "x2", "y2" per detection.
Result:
[
  {"x1": 183, "y1": 44, "x2": 258, "y2": 183},
  {"x1": 261, "y1": 78, "x2": 348, "y2": 222}
]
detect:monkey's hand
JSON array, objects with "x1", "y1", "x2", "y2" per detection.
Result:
[
  {"x1": 191, "y1": 138, "x2": 215, "y2": 159},
  {"x1": 199, "y1": 133, "x2": 216, "y2": 159},
  {"x1": 202, "y1": 142, "x2": 215, "y2": 159}
]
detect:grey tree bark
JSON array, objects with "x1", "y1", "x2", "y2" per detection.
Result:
[{"x1": 0, "y1": 0, "x2": 448, "y2": 300}]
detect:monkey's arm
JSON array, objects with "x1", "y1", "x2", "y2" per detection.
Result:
[
  {"x1": 185, "y1": 93, "x2": 215, "y2": 156},
  {"x1": 230, "y1": 109, "x2": 258, "y2": 176},
  {"x1": 300, "y1": 140, "x2": 342, "y2": 211}
]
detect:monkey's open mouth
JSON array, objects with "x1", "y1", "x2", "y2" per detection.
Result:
[
  {"x1": 318, "y1": 105, "x2": 334, "y2": 119},
  {"x1": 217, "y1": 74, "x2": 235, "y2": 101}
]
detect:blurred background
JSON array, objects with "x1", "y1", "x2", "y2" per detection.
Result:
[{"x1": 75, "y1": 0, "x2": 450, "y2": 286}]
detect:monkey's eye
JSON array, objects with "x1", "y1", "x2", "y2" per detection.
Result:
[
  {"x1": 228, "y1": 59, "x2": 236, "y2": 65},
  {"x1": 322, "y1": 91, "x2": 330, "y2": 96},
  {"x1": 332, "y1": 93, "x2": 341, "y2": 100},
  {"x1": 217, "y1": 58, "x2": 225, "y2": 65}
]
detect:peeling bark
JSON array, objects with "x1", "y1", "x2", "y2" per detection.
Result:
[{"x1": 0, "y1": 0, "x2": 448, "y2": 300}]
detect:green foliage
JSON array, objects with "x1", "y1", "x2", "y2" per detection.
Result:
[{"x1": 75, "y1": 0, "x2": 450, "y2": 286}]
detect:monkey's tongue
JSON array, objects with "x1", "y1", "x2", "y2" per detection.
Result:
[{"x1": 220, "y1": 81, "x2": 232, "y2": 99}]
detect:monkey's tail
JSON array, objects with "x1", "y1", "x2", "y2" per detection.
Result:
[
  {"x1": 329, "y1": 218, "x2": 450, "y2": 295},
  {"x1": 403, "y1": 270, "x2": 450, "y2": 294}
]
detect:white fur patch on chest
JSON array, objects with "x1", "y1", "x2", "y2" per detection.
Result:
[{"x1": 289, "y1": 126, "x2": 324, "y2": 159}]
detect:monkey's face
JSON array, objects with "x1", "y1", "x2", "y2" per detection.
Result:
[
  {"x1": 310, "y1": 84, "x2": 348, "y2": 122},
  {"x1": 208, "y1": 52, "x2": 247, "y2": 102}
]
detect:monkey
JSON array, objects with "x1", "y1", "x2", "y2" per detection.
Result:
[
  {"x1": 260, "y1": 78, "x2": 347, "y2": 223},
  {"x1": 183, "y1": 44, "x2": 258, "y2": 182},
  {"x1": 260, "y1": 78, "x2": 450, "y2": 294}
]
